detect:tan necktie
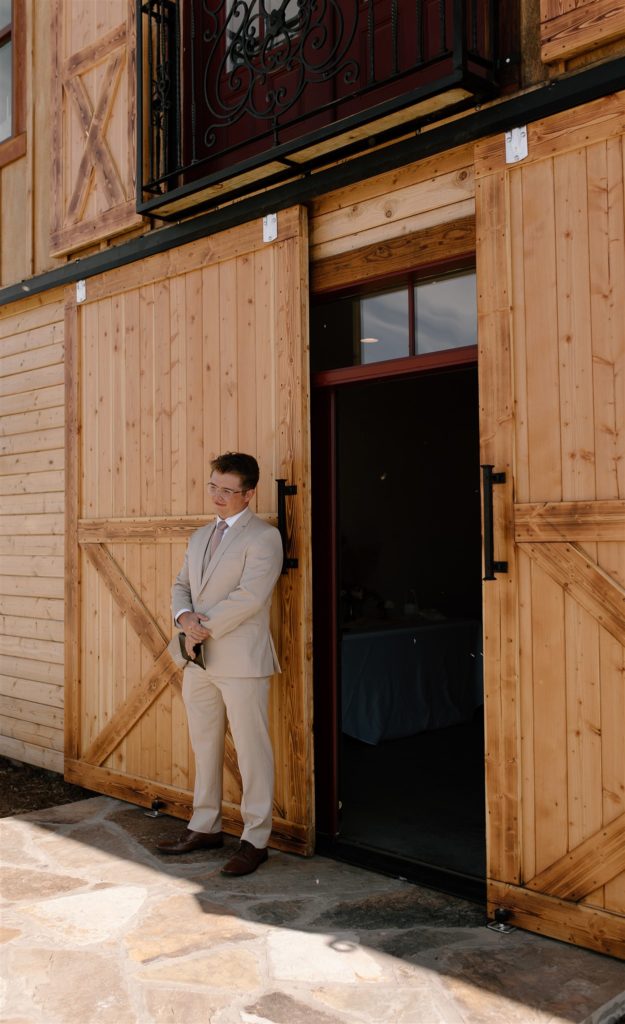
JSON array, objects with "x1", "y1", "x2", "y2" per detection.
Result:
[{"x1": 208, "y1": 519, "x2": 228, "y2": 560}]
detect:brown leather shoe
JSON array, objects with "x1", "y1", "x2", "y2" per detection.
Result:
[
  {"x1": 156, "y1": 829, "x2": 223, "y2": 854},
  {"x1": 220, "y1": 840, "x2": 268, "y2": 876}
]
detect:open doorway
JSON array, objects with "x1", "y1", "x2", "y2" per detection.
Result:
[
  {"x1": 311, "y1": 271, "x2": 485, "y2": 898},
  {"x1": 337, "y1": 368, "x2": 484, "y2": 874}
]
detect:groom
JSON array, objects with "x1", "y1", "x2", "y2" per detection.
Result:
[{"x1": 157, "y1": 452, "x2": 284, "y2": 876}]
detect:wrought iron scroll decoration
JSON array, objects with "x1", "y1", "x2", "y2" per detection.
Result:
[
  {"x1": 201, "y1": 0, "x2": 360, "y2": 150},
  {"x1": 143, "y1": 0, "x2": 180, "y2": 190}
]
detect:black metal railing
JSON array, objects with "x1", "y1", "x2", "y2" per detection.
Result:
[{"x1": 137, "y1": 0, "x2": 499, "y2": 214}]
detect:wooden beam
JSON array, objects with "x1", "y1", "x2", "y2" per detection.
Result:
[
  {"x1": 82, "y1": 543, "x2": 167, "y2": 658},
  {"x1": 78, "y1": 516, "x2": 212, "y2": 543},
  {"x1": 64, "y1": 758, "x2": 193, "y2": 818},
  {"x1": 527, "y1": 811, "x2": 625, "y2": 901},
  {"x1": 525, "y1": 542, "x2": 625, "y2": 647},
  {"x1": 488, "y1": 880, "x2": 625, "y2": 959},
  {"x1": 81, "y1": 648, "x2": 181, "y2": 767},
  {"x1": 63, "y1": 759, "x2": 314, "y2": 854},
  {"x1": 77, "y1": 513, "x2": 277, "y2": 543},
  {"x1": 541, "y1": 0, "x2": 625, "y2": 62},
  {"x1": 310, "y1": 216, "x2": 475, "y2": 294},
  {"x1": 515, "y1": 500, "x2": 625, "y2": 542},
  {"x1": 62, "y1": 20, "x2": 127, "y2": 77}
]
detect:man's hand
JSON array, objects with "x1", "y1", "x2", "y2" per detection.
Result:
[{"x1": 178, "y1": 611, "x2": 210, "y2": 645}]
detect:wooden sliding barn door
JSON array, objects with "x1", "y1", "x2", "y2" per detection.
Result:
[
  {"x1": 476, "y1": 94, "x2": 625, "y2": 957},
  {"x1": 64, "y1": 207, "x2": 313, "y2": 854}
]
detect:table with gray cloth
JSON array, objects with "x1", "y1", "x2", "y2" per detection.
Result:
[{"x1": 340, "y1": 619, "x2": 483, "y2": 745}]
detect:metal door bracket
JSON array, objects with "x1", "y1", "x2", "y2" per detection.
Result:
[
  {"x1": 263, "y1": 213, "x2": 278, "y2": 243},
  {"x1": 144, "y1": 798, "x2": 165, "y2": 818},
  {"x1": 487, "y1": 907, "x2": 516, "y2": 934},
  {"x1": 505, "y1": 126, "x2": 528, "y2": 164}
]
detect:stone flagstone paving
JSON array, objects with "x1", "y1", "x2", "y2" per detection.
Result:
[{"x1": 1, "y1": 796, "x2": 624, "y2": 1024}]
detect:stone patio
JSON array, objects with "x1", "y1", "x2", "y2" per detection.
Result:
[{"x1": 1, "y1": 796, "x2": 624, "y2": 1024}]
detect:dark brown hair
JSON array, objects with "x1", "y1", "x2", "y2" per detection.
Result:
[{"x1": 210, "y1": 452, "x2": 259, "y2": 492}]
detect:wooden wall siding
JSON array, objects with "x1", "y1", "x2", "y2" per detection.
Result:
[
  {"x1": 0, "y1": 292, "x2": 66, "y2": 770},
  {"x1": 50, "y1": 0, "x2": 143, "y2": 257},
  {"x1": 64, "y1": 207, "x2": 314, "y2": 854},
  {"x1": 476, "y1": 91, "x2": 625, "y2": 957},
  {"x1": 309, "y1": 144, "x2": 475, "y2": 265},
  {"x1": 540, "y1": 0, "x2": 625, "y2": 62}
]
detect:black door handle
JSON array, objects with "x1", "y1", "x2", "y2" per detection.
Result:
[
  {"x1": 481, "y1": 465, "x2": 508, "y2": 580},
  {"x1": 276, "y1": 479, "x2": 298, "y2": 573}
]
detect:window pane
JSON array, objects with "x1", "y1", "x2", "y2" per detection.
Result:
[
  {"x1": 359, "y1": 289, "x2": 409, "y2": 364},
  {"x1": 0, "y1": 0, "x2": 11, "y2": 29},
  {"x1": 310, "y1": 287, "x2": 410, "y2": 372},
  {"x1": 414, "y1": 271, "x2": 477, "y2": 354},
  {"x1": 310, "y1": 295, "x2": 357, "y2": 372},
  {"x1": 0, "y1": 40, "x2": 12, "y2": 143}
]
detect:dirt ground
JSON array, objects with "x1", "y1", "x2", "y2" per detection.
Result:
[{"x1": 0, "y1": 756, "x2": 96, "y2": 818}]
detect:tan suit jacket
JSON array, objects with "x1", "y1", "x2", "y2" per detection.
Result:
[{"x1": 171, "y1": 507, "x2": 283, "y2": 678}]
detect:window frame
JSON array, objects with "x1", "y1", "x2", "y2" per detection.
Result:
[
  {"x1": 0, "y1": 0, "x2": 26, "y2": 168},
  {"x1": 310, "y1": 257, "x2": 478, "y2": 383}
]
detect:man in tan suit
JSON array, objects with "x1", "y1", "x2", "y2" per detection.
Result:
[{"x1": 157, "y1": 452, "x2": 283, "y2": 876}]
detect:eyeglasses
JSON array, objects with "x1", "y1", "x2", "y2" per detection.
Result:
[{"x1": 207, "y1": 482, "x2": 245, "y2": 498}]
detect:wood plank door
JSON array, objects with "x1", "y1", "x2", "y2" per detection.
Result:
[
  {"x1": 64, "y1": 207, "x2": 313, "y2": 855},
  {"x1": 475, "y1": 93, "x2": 625, "y2": 958}
]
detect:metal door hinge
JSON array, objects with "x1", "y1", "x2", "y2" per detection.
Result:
[{"x1": 76, "y1": 280, "x2": 86, "y2": 303}]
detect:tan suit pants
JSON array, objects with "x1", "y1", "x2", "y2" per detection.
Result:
[{"x1": 182, "y1": 664, "x2": 274, "y2": 848}]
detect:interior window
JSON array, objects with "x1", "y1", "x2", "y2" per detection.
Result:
[{"x1": 0, "y1": 0, "x2": 12, "y2": 143}]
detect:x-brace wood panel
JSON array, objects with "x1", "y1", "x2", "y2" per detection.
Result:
[
  {"x1": 79, "y1": 541, "x2": 243, "y2": 792},
  {"x1": 527, "y1": 810, "x2": 625, "y2": 901},
  {"x1": 522, "y1": 542, "x2": 625, "y2": 647},
  {"x1": 51, "y1": 4, "x2": 142, "y2": 256},
  {"x1": 80, "y1": 542, "x2": 181, "y2": 766}
]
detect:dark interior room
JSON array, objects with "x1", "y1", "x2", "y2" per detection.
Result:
[{"x1": 335, "y1": 366, "x2": 486, "y2": 881}]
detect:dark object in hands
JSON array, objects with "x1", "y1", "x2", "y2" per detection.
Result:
[{"x1": 177, "y1": 632, "x2": 207, "y2": 670}]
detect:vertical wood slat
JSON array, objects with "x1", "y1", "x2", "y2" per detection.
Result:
[
  {"x1": 522, "y1": 160, "x2": 562, "y2": 504},
  {"x1": 169, "y1": 275, "x2": 187, "y2": 517},
  {"x1": 531, "y1": 562, "x2": 568, "y2": 875},
  {"x1": 476, "y1": 168, "x2": 520, "y2": 885},
  {"x1": 64, "y1": 299, "x2": 79, "y2": 762},
  {"x1": 254, "y1": 247, "x2": 276, "y2": 515},
  {"x1": 185, "y1": 270, "x2": 204, "y2": 514},
  {"x1": 123, "y1": 291, "x2": 143, "y2": 776},
  {"x1": 237, "y1": 254, "x2": 257, "y2": 462},
  {"x1": 170, "y1": 540, "x2": 190, "y2": 790},
  {"x1": 219, "y1": 260, "x2": 238, "y2": 453},
  {"x1": 553, "y1": 147, "x2": 603, "y2": 899},
  {"x1": 201, "y1": 264, "x2": 221, "y2": 497}
]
